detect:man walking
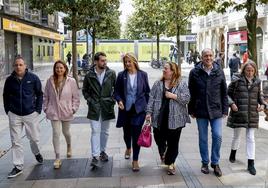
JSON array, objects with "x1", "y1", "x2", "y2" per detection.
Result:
[
  {"x1": 188, "y1": 48, "x2": 228, "y2": 177},
  {"x1": 66, "y1": 51, "x2": 72, "y2": 67},
  {"x1": 3, "y1": 56, "x2": 44, "y2": 178},
  {"x1": 82, "y1": 52, "x2": 116, "y2": 167},
  {"x1": 228, "y1": 52, "x2": 241, "y2": 80}
]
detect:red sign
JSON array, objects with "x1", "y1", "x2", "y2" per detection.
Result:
[{"x1": 228, "y1": 30, "x2": 247, "y2": 44}]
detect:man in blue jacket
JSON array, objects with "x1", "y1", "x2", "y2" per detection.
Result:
[
  {"x1": 3, "y1": 56, "x2": 44, "y2": 178},
  {"x1": 188, "y1": 48, "x2": 228, "y2": 177}
]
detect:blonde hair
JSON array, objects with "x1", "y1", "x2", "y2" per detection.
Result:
[
  {"x1": 161, "y1": 62, "x2": 181, "y2": 87},
  {"x1": 122, "y1": 52, "x2": 140, "y2": 70},
  {"x1": 241, "y1": 60, "x2": 257, "y2": 77}
]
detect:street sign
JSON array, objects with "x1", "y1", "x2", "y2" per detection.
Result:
[{"x1": 179, "y1": 35, "x2": 197, "y2": 42}]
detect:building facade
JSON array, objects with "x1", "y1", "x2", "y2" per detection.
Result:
[
  {"x1": 191, "y1": 4, "x2": 268, "y2": 72},
  {"x1": 0, "y1": 0, "x2": 62, "y2": 78}
]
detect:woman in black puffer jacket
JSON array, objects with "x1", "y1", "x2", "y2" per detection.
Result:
[{"x1": 227, "y1": 61, "x2": 266, "y2": 176}]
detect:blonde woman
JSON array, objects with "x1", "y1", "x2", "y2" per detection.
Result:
[
  {"x1": 227, "y1": 61, "x2": 266, "y2": 175},
  {"x1": 114, "y1": 53, "x2": 150, "y2": 171},
  {"x1": 44, "y1": 60, "x2": 80, "y2": 169},
  {"x1": 146, "y1": 62, "x2": 190, "y2": 175}
]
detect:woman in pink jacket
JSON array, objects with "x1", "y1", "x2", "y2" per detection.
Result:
[{"x1": 43, "y1": 60, "x2": 80, "y2": 169}]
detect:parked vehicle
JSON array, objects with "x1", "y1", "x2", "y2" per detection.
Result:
[{"x1": 150, "y1": 57, "x2": 168, "y2": 69}]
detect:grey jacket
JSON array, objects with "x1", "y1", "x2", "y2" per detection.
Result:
[{"x1": 146, "y1": 80, "x2": 191, "y2": 129}]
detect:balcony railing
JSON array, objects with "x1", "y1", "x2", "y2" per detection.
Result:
[{"x1": 4, "y1": 0, "x2": 58, "y2": 30}]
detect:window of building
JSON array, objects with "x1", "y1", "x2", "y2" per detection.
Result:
[
  {"x1": 43, "y1": 46, "x2": 46, "y2": 56},
  {"x1": 37, "y1": 45, "x2": 40, "y2": 56},
  {"x1": 52, "y1": 46, "x2": 54, "y2": 56},
  {"x1": 47, "y1": 46, "x2": 50, "y2": 56}
]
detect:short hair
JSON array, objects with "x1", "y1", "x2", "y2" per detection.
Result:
[
  {"x1": 94, "y1": 52, "x2": 106, "y2": 61},
  {"x1": 201, "y1": 48, "x2": 213, "y2": 57},
  {"x1": 240, "y1": 60, "x2": 258, "y2": 77},
  {"x1": 14, "y1": 55, "x2": 24, "y2": 64}
]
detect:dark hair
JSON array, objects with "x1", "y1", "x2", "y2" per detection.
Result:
[
  {"x1": 14, "y1": 55, "x2": 24, "y2": 64},
  {"x1": 53, "y1": 60, "x2": 69, "y2": 88},
  {"x1": 94, "y1": 52, "x2": 106, "y2": 61}
]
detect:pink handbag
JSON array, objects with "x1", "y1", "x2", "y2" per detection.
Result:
[{"x1": 137, "y1": 123, "x2": 152, "y2": 148}]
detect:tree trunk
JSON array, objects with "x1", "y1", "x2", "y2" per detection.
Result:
[
  {"x1": 157, "y1": 32, "x2": 160, "y2": 63},
  {"x1": 176, "y1": 24, "x2": 181, "y2": 70},
  {"x1": 245, "y1": 0, "x2": 258, "y2": 69},
  {"x1": 92, "y1": 26, "x2": 96, "y2": 64},
  {"x1": 71, "y1": 12, "x2": 79, "y2": 86}
]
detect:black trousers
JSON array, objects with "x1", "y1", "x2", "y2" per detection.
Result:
[
  {"x1": 123, "y1": 106, "x2": 143, "y2": 161},
  {"x1": 153, "y1": 126, "x2": 182, "y2": 165}
]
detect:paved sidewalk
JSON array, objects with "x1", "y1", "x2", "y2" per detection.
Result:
[{"x1": 0, "y1": 63, "x2": 268, "y2": 188}]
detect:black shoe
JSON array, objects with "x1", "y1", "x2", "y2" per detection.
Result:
[
  {"x1": 201, "y1": 163, "x2": 209, "y2": 174},
  {"x1": 211, "y1": 164, "x2": 222, "y2": 177},
  {"x1": 229, "y1": 149, "x2": 236, "y2": 163},
  {"x1": 7, "y1": 167, "x2": 23, "y2": 178},
  {"x1": 91, "y1": 157, "x2": 99, "y2": 167},
  {"x1": 247, "y1": 159, "x2": 256, "y2": 175},
  {"x1": 100, "y1": 151, "x2": 109, "y2": 162},
  {"x1": 35, "y1": 153, "x2": 44, "y2": 164}
]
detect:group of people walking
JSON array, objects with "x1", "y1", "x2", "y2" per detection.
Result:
[{"x1": 3, "y1": 48, "x2": 266, "y2": 179}]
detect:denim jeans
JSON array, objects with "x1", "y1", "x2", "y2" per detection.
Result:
[
  {"x1": 196, "y1": 118, "x2": 222, "y2": 165},
  {"x1": 90, "y1": 116, "x2": 110, "y2": 157}
]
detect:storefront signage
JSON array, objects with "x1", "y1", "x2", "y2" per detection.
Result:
[
  {"x1": 228, "y1": 30, "x2": 247, "y2": 44},
  {"x1": 180, "y1": 35, "x2": 197, "y2": 42},
  {"x1": 3, "y1": 18, "x2": 61, "y2": 41}
]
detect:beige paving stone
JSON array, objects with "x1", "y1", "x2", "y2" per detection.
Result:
[
  {"x1": 220, "y1": 172, "x2": 265, "y2": 186},
  {"x1": 120, "y1": 176, "x2": 164, "y2": 187},
  {"x1": 162, "y1": 175, "x2": 187, "y2": 186},
  {"x1": 32, "y1": 179, "x2": 78, "y2": 188},
  {"x1": 196, "y1": 175, "x2": 223, "y2": 186},
  {"x1": 8, "y1": 181, "x2": 35, "y2": 188},
  {"x1": 76, "y1": 177, "x2": 120, "y2": 188}
]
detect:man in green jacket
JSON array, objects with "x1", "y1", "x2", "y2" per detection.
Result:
[{"x1": 82, "y1": 52, "x2": 116, "y2": 167}]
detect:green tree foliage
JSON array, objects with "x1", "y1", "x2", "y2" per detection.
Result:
[
  {"x1": 197, "y1": 0, "x2": 268, "y2": 68},
  {"x1": 25, "y1": 0, "x2": 120, "y2": 84},
  {"x1": 125, "y1": 0, "x2": 196, "y2": 67}
]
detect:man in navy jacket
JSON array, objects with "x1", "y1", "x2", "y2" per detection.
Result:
[
  {"x1": 188, "y1": 48, "x2": 228, "y2": 177},
  {"x1": 3, "y1": 56, "x2": 43, "y2": 178}
]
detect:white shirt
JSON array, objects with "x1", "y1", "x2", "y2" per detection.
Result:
[
  {"x1": 129, "y1": 73, "x2": 137, "y2": 88},
  {"x1": 94, "y1": 68, "x2": 106, "y2": 85}
]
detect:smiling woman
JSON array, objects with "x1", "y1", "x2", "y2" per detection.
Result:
[{"x1": 43, "y1": 60, "x2": 80, "y2": 169}]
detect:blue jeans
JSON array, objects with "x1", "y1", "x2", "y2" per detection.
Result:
[{"x1": 196, "y1": 118, "x2": 222, "y2": 165}]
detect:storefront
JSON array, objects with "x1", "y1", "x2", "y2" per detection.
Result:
[
  {"x1": 1, "y1": 18, "x2": 61, "y2": 76},
  {"x1": 227, "y1": 30, "x2": 248, "y2": 60}
]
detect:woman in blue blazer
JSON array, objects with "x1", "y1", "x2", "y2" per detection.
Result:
[{"x1": 114, "y1": 53, "x2": 150, "y2": 171}]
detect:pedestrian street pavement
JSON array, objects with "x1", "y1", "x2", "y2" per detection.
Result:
[{"x1": 0, "y1": 62, "x2": 268, "y2": 187}]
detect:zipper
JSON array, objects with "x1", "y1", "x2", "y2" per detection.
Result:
[{"x1": 19, "y1": 80, "x2": 23, "y2": 115}]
